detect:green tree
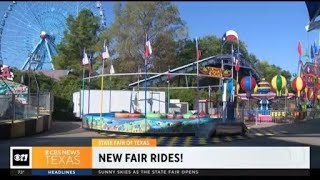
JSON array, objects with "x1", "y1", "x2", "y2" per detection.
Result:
[
  {"x1": 53, "y1": 9, "x2": 100, "y2": 75},
  {"x1": 52, "y1": 75, "x2": 82, "y2": 120},
  {"x1": 255, "y1": 60, "x2": 291, "y2": 82},
  {"x1": 105, "y1": 2, "x2": 187, "y2": 74}
]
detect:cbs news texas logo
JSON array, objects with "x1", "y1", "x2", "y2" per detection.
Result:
[{"x1": 10, "y1": 147, "x2": 91, "y2": 169}]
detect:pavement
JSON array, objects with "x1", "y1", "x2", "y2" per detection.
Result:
[{"x1": 0, "y1": 118, "x2": 319, "y2": 168}]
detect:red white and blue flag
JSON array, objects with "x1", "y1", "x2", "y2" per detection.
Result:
[{"x1": 144, "y1": 34, "x2": 152, "y2": 58}]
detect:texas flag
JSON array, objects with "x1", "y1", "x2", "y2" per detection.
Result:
[{"x1": 145, "y1": 34, "x2": 152, "y2": 58}]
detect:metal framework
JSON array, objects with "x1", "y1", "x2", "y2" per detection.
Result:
[
  {"x1": 305, "y1": 1, "x2": 320, "y2": 32},
  {"x1": 128, "y1": 54, "x2": 262, "y2": 87}
]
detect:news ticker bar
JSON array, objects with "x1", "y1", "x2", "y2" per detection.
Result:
[
  {"x1": 10, "y1": 169, "x2": 310, "y2": 176},
  {"x1": 10, "y1": 139, "x2": 311, "y2": 169}
]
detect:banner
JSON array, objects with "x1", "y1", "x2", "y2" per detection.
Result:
[
  {"x1": 10, "y1": 139, "x2": 310, "y2": 176},
  {"x1": 199, "y1": 67, "x2": 231, "y2": 78}
]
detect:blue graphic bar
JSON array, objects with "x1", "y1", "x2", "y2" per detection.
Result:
[{"x1": 32, "y1": 170, "x2": 92, "y2": 176}]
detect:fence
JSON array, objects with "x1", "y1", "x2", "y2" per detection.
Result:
[
  {"x1": 235, "y1": 107, "x2": 320, "y2": 124},
  {"x1": 0, "y1": 92, "x2": 53, "y2": 123}
]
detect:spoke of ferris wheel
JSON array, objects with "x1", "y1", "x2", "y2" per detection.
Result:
[
  {"x1": 45, "y1": 39, "x2": 55, "y2": 70},
  {"x1": 22, "y1": 2, "x2": 47, "y2": 30},
  {"x1": 10, "y1": 11, "x2": 41, "y2": 32},
  {"x1": 4, "y1": 21, "x2": 38, "y2": 35},
  {"x1": 21, "y1": 39, "x2": 43, "y2": 70},
  {"x1": 9, "y1": 9, "x2": 41, "y2": 33},
  {"x1": 1, "y1": 42, "x2": 27, "y2": 52},
  {"x1": 11, "y1": 3, "x2": 42, "y2": 31}
]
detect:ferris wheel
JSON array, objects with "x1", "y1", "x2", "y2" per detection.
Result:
[{"x1": 0, "y1": 1, "x2": 106, "y2": 70}]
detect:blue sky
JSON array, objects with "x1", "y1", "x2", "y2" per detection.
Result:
[{"x1": 0, "y1": 1, "x2": 318, "y2": 74}]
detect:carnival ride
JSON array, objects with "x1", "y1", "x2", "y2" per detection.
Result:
[
  {"x1": 237, "y1": 76, "x2": 296, "y2": 123},
  {"x1": 0, "y1": 1, "x2": 106, "y2": 70},
  {"x1": 81, "y1": 30, "x2": 257, "y2": 135},
  {"x1": 0, "y1": 64, "x2": 31, "y2": 120}
]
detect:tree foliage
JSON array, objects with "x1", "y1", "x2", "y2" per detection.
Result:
[
  {"x1": 105, "y1": 2, "x2": 187, "y2": 74},
  {"x1": 53, "y1": 9, "x2": 100, "y2": 75},
  {"x1": 255, "y1": 60, "x2": 292, "y2": 82}
]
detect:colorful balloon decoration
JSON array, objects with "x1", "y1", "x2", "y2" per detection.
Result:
[
  {"x1": 240, "y1": 76, "x2": 256, "y2": 97},
  {"x1": 291, "y1": 76, "x2": 306, "y2": 97},
  {"x1": 271, "y1": 75, "x2": 287, "y2": 96}
]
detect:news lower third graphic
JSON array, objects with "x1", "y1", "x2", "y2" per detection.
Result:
[{"x1": 9, "y1": 139, "x2": 311, "y2": 176}]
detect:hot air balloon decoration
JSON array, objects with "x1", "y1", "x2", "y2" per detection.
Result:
[
  {"x1": 240, "y1": 76, "x2": 256, "y2": 97},
  {"x1": 291, "y1": 76, "x2": 306, "y2": 97},
  {"x1": 271, "y1": 75, "x2": 287, "y2": 96}
]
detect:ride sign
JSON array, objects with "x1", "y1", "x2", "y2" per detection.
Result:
[
  {"x1": 199, "y1": 67, "x2": 222, "y2": 77},
  {"x1": 0, "y1": 64, "x2": 14, "y2": 81}
]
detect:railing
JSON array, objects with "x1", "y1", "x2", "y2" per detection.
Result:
[
  {"x1": 235, "y1": 107, "x2": 320, "y2": 124},
  {"x1": 0, "y1": 92, "x2": 52, "y2": 123}
]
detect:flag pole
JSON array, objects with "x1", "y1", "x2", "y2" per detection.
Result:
[
  {"x1": 167, "y1": 66, "x2": 170, "y2": 114},
  {"x1": 236, "y1": 41, "x2": 240, "y2": 121},
  {"x1": 100, "y1": 50, "x2": 105, "y2": 120},
  {"x1": 144, "y1": 34, "x2": 148, "y2": 133},
  {"x1": 196, "y1": 37, "x2": 200, "y2": 128},
  {"x1": 137, "y1": 66, "x2": 140, "y2": 112},
  {"x1": 297, "y1": 41, "x2": 302, "y2": 108},
  {"x1": 144, "y1": 55, "x2": 148, "y2": 133},
  {"x1": 81, "y1": 61, "x2": 85, "y2": 119},
  {"x1": 109, "y1": 60, "x2": 112, "y2": 112},
  {"x1": 231, "y1": 43, "x2": 234, "y2": 103},
  {"x1": 88, "y1": 59, "x2": 91, "y2": 115}
]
